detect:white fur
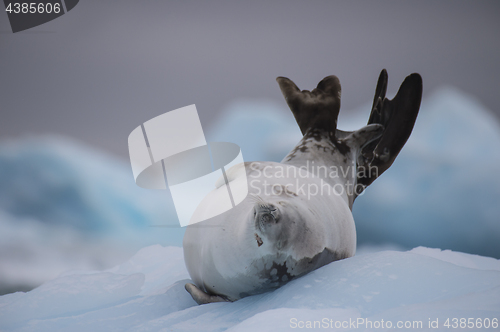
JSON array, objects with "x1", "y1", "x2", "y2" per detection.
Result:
[{"x1": 183, "y1": 125, "x2": 382, "y2": 301}]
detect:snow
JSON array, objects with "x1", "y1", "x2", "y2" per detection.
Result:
[{"x1": 0, "y1": 245, "x2": 498, "y2": 331}]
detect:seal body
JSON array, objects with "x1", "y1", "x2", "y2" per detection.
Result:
[
  {"x1": 183, "y1": 127, "x2": 381, "y2": 302},
  {"x1": 183, "y1": 71, "x2": 422, "y2": 304}
]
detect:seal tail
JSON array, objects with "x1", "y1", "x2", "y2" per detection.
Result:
[
  {"x1": 356, "y1": 70, "x2": 422, "y2": 193},
  {"x1": 277, "y1": 75, "x2": 341, "y2": 136},
  {"x1": 277, "y1": 69, "x2": 422, "y2": 201}
]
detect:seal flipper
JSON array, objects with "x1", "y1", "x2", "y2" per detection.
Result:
[
  {"x1": 277, "y1": 75, "x2": 341, "y2": 135},
  {"x1": 277, "y1": 70, "x2": 422, "y2": 202},
  {"x1": 341, "y1": 124, "x2": 384, "y2": 149},
  {"x1": 356, "y1": 70, "x2": 422, "y2": 193},
  {"x1": 185, "y1": 283, "x2": 229, "y2": 305}
]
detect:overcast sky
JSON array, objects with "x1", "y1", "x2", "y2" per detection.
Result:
[{"x1": 1, "y1": 0, "x2": 499, "y2": 159}]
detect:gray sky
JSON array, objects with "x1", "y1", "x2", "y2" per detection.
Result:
[{"x1": 1, "y1": 0, "x2": 499, "y2": 159}]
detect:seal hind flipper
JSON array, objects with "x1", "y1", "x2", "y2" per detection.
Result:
[
  {"x1": 277, "y1": 69, "x2": 422, "y2": 202},
  {"x1": 341, "y1": 123, "x2": 384, "y2": 149},
  {"x1": 185, "y1": 283, "x2": 229, "y2": 305},
  {"x1": 357, "y1": 70, "x2": 423, "y2": 192},
  {"x1": 276, "y1": 75, "x2": 341, "y2": 135}
]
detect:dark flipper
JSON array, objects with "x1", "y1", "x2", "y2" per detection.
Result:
[
  {"x1": 357, "y1": 70, "x2": 423, "y2": 192},
  {"x1": 277, "y1": 69, "x2": 422, "y2": 201},
  {"x1": 276, "y1": 75, "x2": 341, "y2": 135}
]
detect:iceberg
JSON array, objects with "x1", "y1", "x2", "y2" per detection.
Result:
[{"x1": 0, "y1": 136, "x2": 184, "y2": 292}]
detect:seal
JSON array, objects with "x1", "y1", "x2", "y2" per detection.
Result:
[{"x1": 183, "y1": 69, "x2": 423, "y2": 304}]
